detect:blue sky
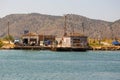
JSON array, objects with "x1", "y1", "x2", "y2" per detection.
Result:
[{"x1": 0, "y1": 0, "x2": 120, "y2": 21}]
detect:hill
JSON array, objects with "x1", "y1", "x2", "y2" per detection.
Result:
[{"x1": 0, "y1": 13, "x2": 120, "y2": 39}]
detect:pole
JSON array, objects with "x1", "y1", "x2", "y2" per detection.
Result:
[
  {"x1": 64, "y1": 15, "x2": 67, "y2": 36},
  {"x1": 8, "y1": 21, "x2": 10, "y2": 44},
  {"x1": 82, "y1": 22, "x2": 84, "y2": 34},
  {"x1": 72, "y1": 24, "x2": 74, "y2": 35},
  {"x1": 110, "y1": 24, "x2": 114, "y2": 40}
]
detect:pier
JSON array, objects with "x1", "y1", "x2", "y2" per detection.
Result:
[{"x1": 14, "y1": 46, "x2": 52, "y2": 50}]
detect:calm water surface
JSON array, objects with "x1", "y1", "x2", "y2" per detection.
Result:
[{"x1": 0, "y1": 50, "x2": 120, "y2": 80}]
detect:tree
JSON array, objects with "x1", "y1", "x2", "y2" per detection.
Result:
[
  {"x1": 3, "y1": 35, "x2": 14, "y2": 42},
  {"x1": 0, "y1": 39, "x2": 3, "y2": 48}
]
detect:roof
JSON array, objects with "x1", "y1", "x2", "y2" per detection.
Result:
[
  {"x1": 39, "y1": 35, "x2": 56, "y2": 37},
  {"x1": 64, "y1": 33, "x2": 87, "y2": 37},
  {"x1": 22, "y1": 32, "x2": 38, "y2": 37}
]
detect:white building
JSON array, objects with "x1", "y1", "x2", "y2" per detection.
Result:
[{"x1": 56, "y1": 34, "x2": 88, "y2": 48}]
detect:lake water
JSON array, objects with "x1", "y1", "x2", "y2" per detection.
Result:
[{"x1": 0, "y1": 50, "x2": 120, "y2": 80}]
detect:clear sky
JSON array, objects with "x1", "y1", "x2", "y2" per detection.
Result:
[{"x1": 0, "y1": 0, "x2": 120, "y2": 21}]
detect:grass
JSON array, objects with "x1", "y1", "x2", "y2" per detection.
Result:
[{"x1": 88, "y1": 38, "x2": 113, "y2": 47}]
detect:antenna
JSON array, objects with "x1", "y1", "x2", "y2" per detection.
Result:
[
  {"x1": 8, "y1": 21, "x2": 10, "y2": 44},
  {"x1": 71, "y1": 24, "x2": 74, "y2": 35},
  {"x1": 82, "y1": 22, "x2": 84, "y2": 34},
  {"x1": 110, "y1": 24, "x2": 114, "y2": 40},
  {"x1": 64, "y1": 15, "x2": 67, "y2": 36},
  {"x1": 69, "y1": 14, "x2": 74, "y2": 35}
]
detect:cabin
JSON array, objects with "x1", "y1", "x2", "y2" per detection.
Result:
[
  {"x1": 56, "y1": 36, "x2": 88, "y2": 48},
  {"x1": 55, "y1": 33, "x2": 88, "y2": 51},
  {"x1": 39, "y1": 35, "x2": 56, "y2": 46},
  {"x1": 22, "y1": 32, "x2": 39, "y2": 46},
  {"x1": 22, "y1": 32, "x2": 55, "y2": 46}
]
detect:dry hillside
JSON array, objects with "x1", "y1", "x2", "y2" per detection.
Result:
[{"x1": 0, "y1": 13, "x2": 120, "y2": 39}]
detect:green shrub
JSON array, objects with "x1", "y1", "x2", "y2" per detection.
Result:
[
  {"x1": 0, "y1": 40, "x2": 4, "y2": 48},
  {"x1": 3, "y1": 35, "x2": 14, "y2": 42}
]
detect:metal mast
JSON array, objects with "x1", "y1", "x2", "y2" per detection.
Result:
[
  {"x1": 64, "y1": 15, "x2": 67, "y2": 36},
  {"x1": 8, "y1": 21, "x2": 10, "y2": 44},
  {"x1": 110, "y1": 24, "x2": 114, "y2": 40},
  {"x1": 82, "y1": 22, "x2": 84, "y2": 34}
]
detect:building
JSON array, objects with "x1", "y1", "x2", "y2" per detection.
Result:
[
  {"x1": 20, "y1": 32, "x2": 88, "y2": 51},
  {"x1": 22, "y1": 32, "x2": 39, "y2": 46},
  {"x1": 39, "y1": 35, "x2": 56, "y2": 46},
  {"x1": 22, "y1": 32, "x2": 55, "y2": 46},
  {"x1": 55, "y1": 33, "x2": 88, "y2": 51}
]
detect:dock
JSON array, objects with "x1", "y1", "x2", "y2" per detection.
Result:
[
  {"x1": 14, "y1": 46, "x2": 52, "y2": 50},
  {"x1": 14, "y1": 45, "x2": 89, "y2": 51},
  {"x1": 52, "y1": 47, "x2": 88, "y2": 51},
  {"x1": 11, "y1": 45, "x2": 120, "y2": 51}
]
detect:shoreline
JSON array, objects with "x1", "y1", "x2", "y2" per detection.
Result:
[{"x1": 1, "y1": 45, "x2": 120, "y2": 51}]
